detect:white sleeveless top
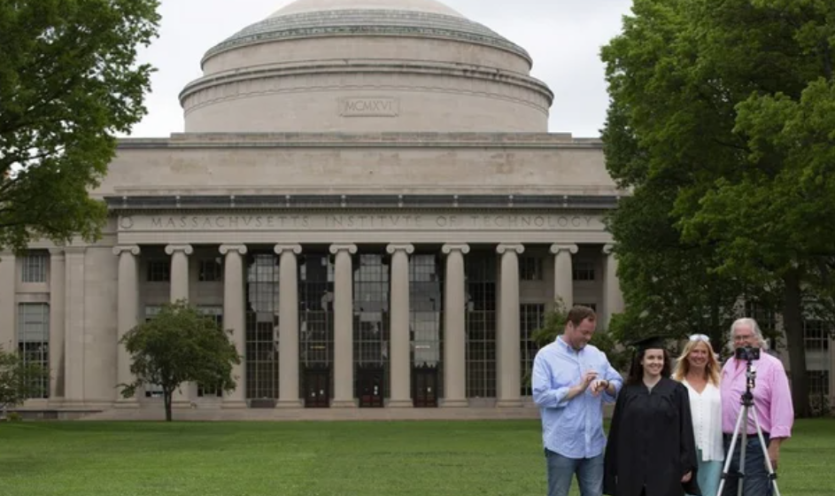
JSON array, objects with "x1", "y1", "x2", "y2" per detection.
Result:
[{"x1": 683, "y1": 380, "x2": 724, "y2": 462}]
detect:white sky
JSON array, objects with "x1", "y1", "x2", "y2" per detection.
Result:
[{"x1": 129, "y1": 0, "x2": 634, "y2": 138}]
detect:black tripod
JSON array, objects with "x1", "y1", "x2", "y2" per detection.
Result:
[{"x1": 716, "y1": 355, "x2": 780, "y2": 496}]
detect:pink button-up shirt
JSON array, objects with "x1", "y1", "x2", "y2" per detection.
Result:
[{"x1": 720, "y1": 352, "x2": 794, "y2": 438}]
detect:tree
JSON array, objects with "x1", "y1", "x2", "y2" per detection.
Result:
[
  {"x1": 0, "y1": 347, "x2": 49, "y2": 419},
  {"x1": 119, "y1": 301, "x2": 241, "y2": 421},
  {"x1": 601, "y1": 0, "x2": 835, "y2": 416},
  {"x1": 0, "y1": 0, "x2": 160, "y2": 253}
]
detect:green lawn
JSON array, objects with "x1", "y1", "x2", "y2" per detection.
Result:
[{"x1": 1, "y1": 419, "x2": 833, "y2": 495}]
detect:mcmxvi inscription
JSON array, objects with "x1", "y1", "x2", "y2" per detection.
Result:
[
  {"x1": 340, "y1": 97, "x2": 399, "y2": 117},
  {"x1": 119, "y1": 214, "x2": 603, "y2": 231}
]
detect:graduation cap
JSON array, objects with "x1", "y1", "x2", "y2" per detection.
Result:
[{"x1": 630, "y1": 335, "x2": 668, "y2": 353}]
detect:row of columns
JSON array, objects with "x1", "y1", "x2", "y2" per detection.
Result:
[{"x1": 107, "y1": 242, "x2": 621, "y2": 408}]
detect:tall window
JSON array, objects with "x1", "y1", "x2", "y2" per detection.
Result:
[
  {"x1": 197, "y1": 306, "x2": 224, "y2": 398},
  {"x1": 410, "y1": 253, "x2": 444, "y2": 398},
  {"x1": 520, "y1": 304, "x2": 545, "y2": 396},
  {"x1": 245, "y1": 253, "x2": 280, "y2": 400},
  {"x1": 298, "y1": 253, "x2": 335, "y2": 399},
  {"x1": 147, "y1": 260, "x2": 171, "y2": 282},
  {"x1": 353, "y1": 253, "x2": 390, "y2": 398},
  {"x1": 143, "y1": 305, "x2": 163, "y2": 397},
  {"x1": 465, "y1": 251, "x2": 497, "y2": 398},
  {"x1": 21, "y1": 252, "x2": 48, "y2": 283},
  {"x1": 572, "y1": 260, "x2": 595, "y2": 281},
  {"x1": 198, "y1": 258, "x2": 223, "y2": 282},
  {"x1": 17, "y1": 303, "x2": 49, "y2": 399},
  {"x1": 519, "y1": 256, "x2": 543, "y2": 281},
  {"x1": 804, "y1": 320, "x2": 829, "y2": 351}
]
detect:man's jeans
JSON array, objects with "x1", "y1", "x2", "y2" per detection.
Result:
[
  {"x1": 721, "y1": 433, "x2": 773, "y2": 496},
  {"x1": 545, "y1": 449, "x2": 603, "y2": 496}
]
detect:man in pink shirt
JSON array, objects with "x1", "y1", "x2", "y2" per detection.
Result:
[{"x1": 720, "y1": 317, "x2": 794, "y2": 496}]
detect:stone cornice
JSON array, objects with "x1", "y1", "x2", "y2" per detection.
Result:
[
  {"x1": 180, "y1": 61, "x2": 552, "y2": 110},
  {"x1": 116, "y1": 132, "x2": 602, "y2": 150},
  {"x1": 202, "y1": 10, "x2": 531, "y2": 66},
  {"x1": 105, "y1": 195, "x2": 618, "y2": 213}
]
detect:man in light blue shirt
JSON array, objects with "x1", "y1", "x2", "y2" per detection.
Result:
[{"x1": 532, "y1": 305, "x2": 623, "y2": 496}]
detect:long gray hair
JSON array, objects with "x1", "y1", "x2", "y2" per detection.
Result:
[{"x1": 729, "y1": 317, "x2": 769, "y2": 350}]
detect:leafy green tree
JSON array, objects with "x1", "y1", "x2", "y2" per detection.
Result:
[
  {"x1": 119, "y1": 301, "x2": 241, "y2": 421},
  {"x1": 601, "y1": 0, "x2": 835, "y2": 416},
  {"x1": 0, "y1": 0, "x2": 160, "y2": 253},
  {"x1": 0, "y1": 347, "x2": 49, "y2": 419}
]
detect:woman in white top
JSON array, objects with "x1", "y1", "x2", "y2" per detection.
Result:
[{"x1": 673, "y1": 334, "x2": 724, "y2": 496}]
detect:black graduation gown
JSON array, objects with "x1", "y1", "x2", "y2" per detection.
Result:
[{"x1": 603, "y1": 378, "x2": 700, "y2": 496}]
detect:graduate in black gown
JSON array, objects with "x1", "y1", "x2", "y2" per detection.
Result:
[{"x1": 604, "y1": 337, "x2": 701, "y2": 496}]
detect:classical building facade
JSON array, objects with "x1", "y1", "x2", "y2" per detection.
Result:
[{"x1": 1, "y1": 0, "x2": 831, "y2": 414}]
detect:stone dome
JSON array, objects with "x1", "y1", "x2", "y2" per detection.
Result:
[{"x1": 180, "y1": 0, "x2": 553, "y2": 133}]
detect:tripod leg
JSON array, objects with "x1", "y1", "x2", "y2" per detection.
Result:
[
  {"x1": 750, "y1": 407, "x2": 780, "y2": 496},
  {"x1": 737, "y1": 410, "x2": 747, "y2": 496},
  {"x1": 717, "y1": 405, "x2": 746, "y2": 496}
]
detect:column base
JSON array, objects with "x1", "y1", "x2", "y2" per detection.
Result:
[
  {"x1": 387, "y1": 399, "x2": 414, "y2": 408},
  {"x1": 440, "y1": 398, "x2": 469, "y2": 408},
  {"x1": 113, "y1": 398, "x2": 140, "y2": 409},
  {"x1": 496, "y1": 399, "x2": 523, "y2": 408},
  {"x1": 47, "y1": 398, "x2": 66, "y2": 408},
  {"x1": 221, "y1": 400, "x2": 248, "y2": 409},
  {"x1": 275, "y1": 399, "x2": 304, "y2": 409},
  {"x1": 61, "y1": 400, "x2": 87, "y2": 409},
  {"x1": 331, "y1": 399, "x2": 357, "y2": 408}
]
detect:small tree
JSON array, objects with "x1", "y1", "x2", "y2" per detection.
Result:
[
  {"x1": 119, "y1": 300, "x2": 240, "y2": 421},
  {"x1": 0, "y1": 347, "x2": 49, "y2": 420},
  {"x1": 526, "y1": 300, "x2": 632, "y2": 387}
]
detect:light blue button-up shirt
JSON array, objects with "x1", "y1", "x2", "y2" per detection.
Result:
[{"x1": 532, "y1": 335, "x2": 623, "y2": 459}]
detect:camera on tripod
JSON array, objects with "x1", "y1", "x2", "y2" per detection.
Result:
[{"x1": 734, "y1": 346, "x2": 760, "y2": 361}]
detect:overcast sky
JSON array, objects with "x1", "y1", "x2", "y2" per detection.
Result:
[{"x1": 130, "y1": 0, "x2": 634, "y2": 138}]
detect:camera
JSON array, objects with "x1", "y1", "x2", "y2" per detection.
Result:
[{"x1": 734, "y1": 346, "x2": 761, "y2": 361}]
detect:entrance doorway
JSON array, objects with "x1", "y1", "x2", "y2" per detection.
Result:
[
  {"x1": 357, "y1": 365, "x2": 385, "y2": 407},
  {"x1": 303, "y1": 365, "x2": 330, "y2": 408},
  {"x1": 412, "y1": 364, "x2": 439, "y2": 407}
]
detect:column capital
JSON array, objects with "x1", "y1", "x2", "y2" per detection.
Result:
[
  {"x1": 274, "y1": 244, "x2": 302, "y2": 255},
  {"x1": 64, "y1": 246, "x2": 87, "y2": 255},
  {"x1": 219, "y1": 244, "x2": 248, "y2": 256},
  {"x1": 603, "y1": 244, "x2": 616, "y2": 255},
  {"x1": 441, "y1": 243, "x2": 470, "y2": 255},
  {"x1": 386, "y1": 243, "x2": 414, "y2": 255},
  {"x1": 112, "y1": 245, "x2": 140, "y2": 257},
  {"x1": 496, "y1": 244, "x2": 525, "y2": 255},
  {"x1": 550, "y1": 243, "x2": 578, "y2": 255},
  {"x1": 49, "y1": 247, "x2": 66, "y2": 257},
  {"x1": 329, "y1": 243, "x2": 357, "y2": 255},
  {"x1": 165, "y1": 244, "x2": 193, "y2": 256}
]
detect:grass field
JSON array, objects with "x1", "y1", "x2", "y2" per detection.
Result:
[{"x1": 1, "y1": 419, "x2": 833, "y2": 496}]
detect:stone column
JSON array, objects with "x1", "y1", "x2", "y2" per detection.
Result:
[
  {"x1": 113, "y1": 245, "x2": 140, "y2": 407},
  {"x1": 166, "y1": 244, "x2": 193, "y2": 407},
  {"x1": 496, "y1": 244, "x2": 524, "y2": 407},
  {"x1": 275, "y1": 244, "x2": 302, "y2": 408},
  {"x1": 550, "y1": 244, "x2": 578, "y2": 310},
  {"x1": 63, "y1": 247, "x2": 86, "y2": 407},
  {"x1": 330, "y1": 244, "x2": 357, "y2": 408},
  {"x1": 220, "y1": 245, "x2": 247, "y2": 409},
  {"x1": 387, "y1": 243, "x2": 414, "y2": 408},
  {"x1": 441, "y1": 243, "x2": 469, "y2": 407},
  {"x1": 603, "y1": 244, "x2": 624, "y2": 328},
  {"x1": 47, "y1": 249, "x2": 66, "y2": 404},
  {"x1": 0, "y1": 253, "x2": 16, "y2": 351}
]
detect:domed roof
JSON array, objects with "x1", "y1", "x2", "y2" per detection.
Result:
[
  {"x1": 270, "y1": 0, "x2": 464, "y2": 18},
  {"x1": 203, "y1": 0, "x2": 529, "y2": 63}
]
